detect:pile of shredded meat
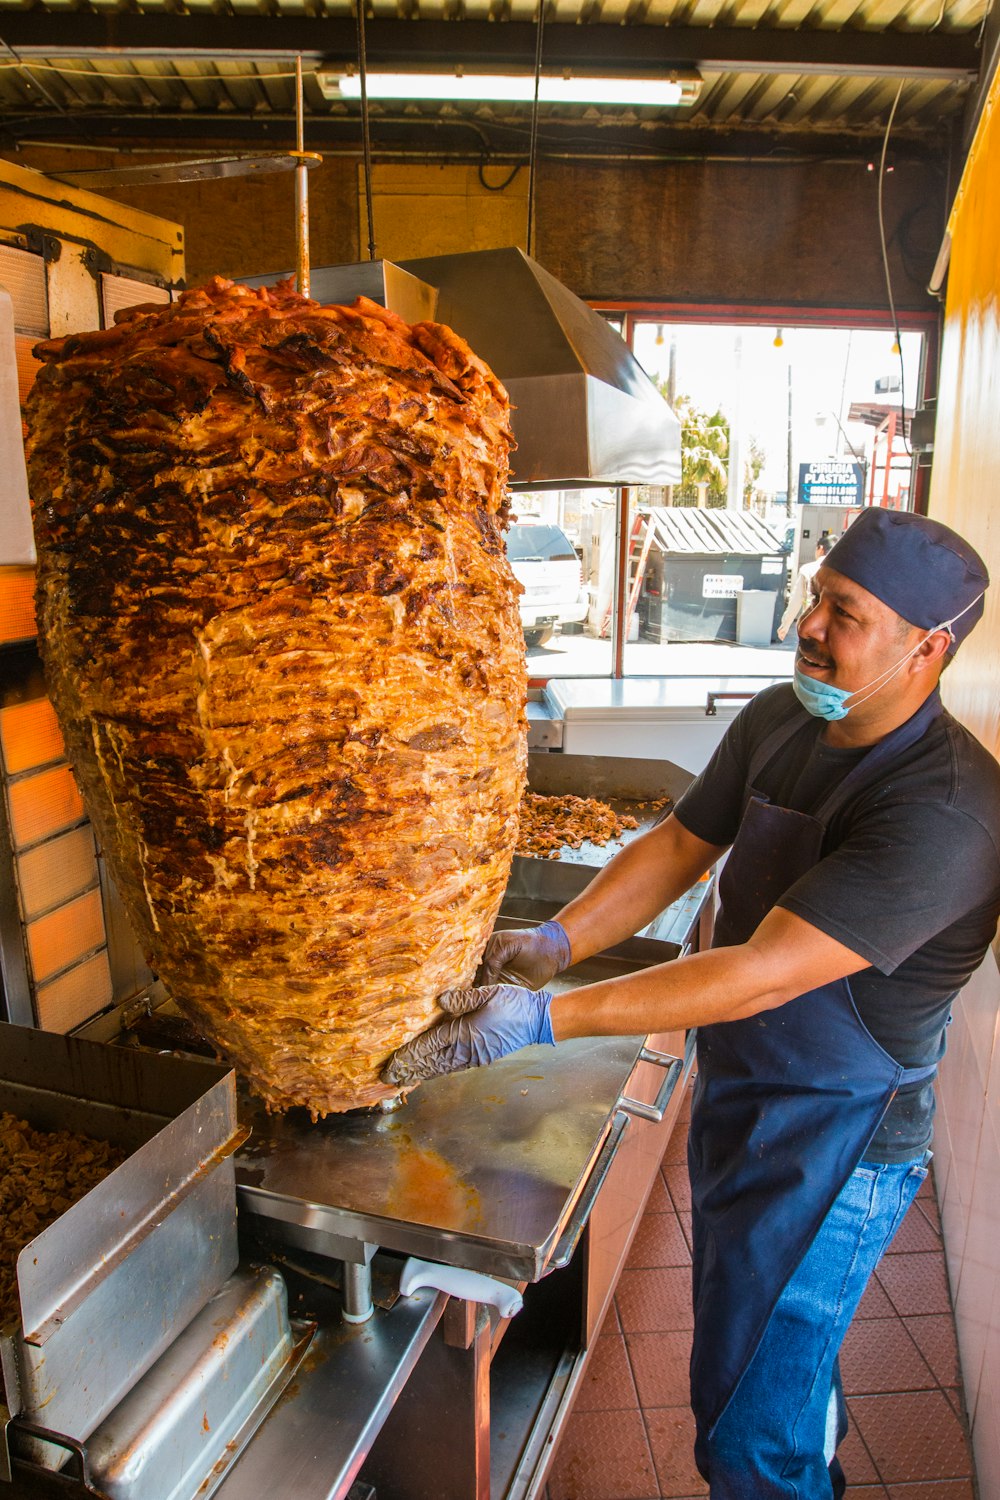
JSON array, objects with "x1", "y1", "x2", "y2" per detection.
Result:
[
  {"x1": 1, "y1": 1112, "x2": 125, "y2": 1326},
  {"x1": 515, "y1": 792, "x2": 654, "y2": 858},
  {"x1": 26, "y1": 278, "x2": 526, "y2": 1115}
]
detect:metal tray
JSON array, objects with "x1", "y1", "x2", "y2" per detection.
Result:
[
  {"x1": 508, "y1": 752, "x2": 712, "y2": 951},
  {"x1": 0, "y1": 1025, "x2": 244, "y2": 1471},
  {"x1": 234, "y1": 917, "x2": 682, "y2": 1284},
  {"x1": 509, "y1": 752, "x2": 694, "y2": 905}
]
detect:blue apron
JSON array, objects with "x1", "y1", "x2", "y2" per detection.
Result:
[{"x1": 688, "y1": 689, "x2": 941, "y2": 1436}]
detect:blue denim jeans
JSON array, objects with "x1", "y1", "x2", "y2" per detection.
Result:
[{"x1": 696, "y1": 1153, "x2": 930, "y2": 1499}]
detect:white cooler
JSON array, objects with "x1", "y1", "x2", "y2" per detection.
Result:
[{"x1": 541, "y1": 675, "x2": 785, "y2": 776}]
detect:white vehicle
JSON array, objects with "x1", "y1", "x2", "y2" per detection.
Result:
[{"x1": 505, "y1": 522, "x2": 589, "y2": 647}]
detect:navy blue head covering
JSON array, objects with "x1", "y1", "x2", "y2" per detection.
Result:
[{"x1": 825, "y1": 508, "x2": 989, "y2": 653}]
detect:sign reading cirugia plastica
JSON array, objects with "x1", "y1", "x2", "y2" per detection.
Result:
[{"x1": 798, "y1": 459, "x2": 865, "y2": 505}]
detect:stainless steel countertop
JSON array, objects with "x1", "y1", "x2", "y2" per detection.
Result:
[{"x1": 236, "y1": 1019, "x2": 649, "y2": 1282}]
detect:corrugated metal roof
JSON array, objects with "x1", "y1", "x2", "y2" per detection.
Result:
[
  {"x1": 643, "y1": 505, "x2": 786, "y2": 554},
  {"x1": 0, "y1": 0, "x2": 984, "y2": 152}
]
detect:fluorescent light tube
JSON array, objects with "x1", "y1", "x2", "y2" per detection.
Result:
[{"x1": 324, "y1": 73, "x2": 694, "y2": 106}]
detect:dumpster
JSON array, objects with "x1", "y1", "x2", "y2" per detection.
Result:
[{"x1": 637, "y1": 508, "x2": 787, "y2": 644}]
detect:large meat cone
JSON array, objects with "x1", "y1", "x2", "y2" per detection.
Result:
[{"x1": 26, "y1": 277, "x2": 526, "y2": 1115}]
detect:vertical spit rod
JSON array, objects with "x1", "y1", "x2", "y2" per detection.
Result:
[{"x1": 295, "y1": 55, "x2": 311, "y2": 299}]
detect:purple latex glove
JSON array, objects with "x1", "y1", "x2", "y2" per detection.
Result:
[
  {"x1": 477, "y1": 920, "x2": 571, "y2": 990},
  {"x1": 382, "y1": 984, "x2": 555, "y2": 1086}
]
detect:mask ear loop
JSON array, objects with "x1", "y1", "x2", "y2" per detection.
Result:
[
  {"x1": 843, "y1": 591, "x2": 986, "y2": 714},
  {"x1": 937, "y1": 589, "x2": 986, "y2": 651}
]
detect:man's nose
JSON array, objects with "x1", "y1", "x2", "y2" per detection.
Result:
[{"x1": 799, "y1": 599, "x2": 827, "y2": 639}]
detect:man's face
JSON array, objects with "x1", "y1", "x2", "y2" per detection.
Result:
[{"x1": 796, "y1": 566, "x2": 919, "y2": 697}]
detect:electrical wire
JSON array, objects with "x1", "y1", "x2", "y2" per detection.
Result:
[
  {"x1": 877, "y1": 79, "x2": 912, "y2": 456},
  {"x1": 355, "y1": 0, "x2": 377, "y2": 261},
  {"x1": 976, "y1": 0, "x2": 995, "y2": 48},
  {"x1": 478, "y1": 160, "x2": 522, "y2": 192},
  {"x1": 525, "y1": 0, "x2": 545, "y2": 257}
]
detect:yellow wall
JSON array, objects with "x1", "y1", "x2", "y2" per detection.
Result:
[
  {"x1": 366, "y1": 164, "x2": 529, "y2": 262},
  {"x1": 0, "y1": 156, "x2": 183, "y2": 285},
  {"x1": 930, "y1": 75, "x2": 1000, "y2": 762},
  {"x1": 926, "y1": 70, "x2": 1000, "y2": 1497}
]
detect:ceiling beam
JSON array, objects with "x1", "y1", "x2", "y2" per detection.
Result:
[
  {"x1": 0, "y1": 15, "x2": 980, "y2": 81},
  {"x1": 0, "y1": 110, "x2": 952, "y2": 163}
]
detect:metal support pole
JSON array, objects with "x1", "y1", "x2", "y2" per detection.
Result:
[
  {"x1": 342, "y1": 1259, "x2": 374, "y2": 1324},
  {"x1": 727, "y1": 331, "x2": 743, "y2": 510},
  {"x1": 785, "y1": 360, "x2": 794, "y2": 517},
  {"x1": 611, "y1": 486, "x2": 630, "y2": 679}
]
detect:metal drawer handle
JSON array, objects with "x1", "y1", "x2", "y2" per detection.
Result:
[
  {"x1": 619, "y1": 1049, "x2": 683, "y2": 1124},
  {"x1": 544, "y1": 1111, "x2": 631, "y2": 1274},
  {"x1": 706, "y1": 690, "x2": 757, "y2": 717}
]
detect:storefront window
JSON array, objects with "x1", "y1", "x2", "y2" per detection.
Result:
[
  {"x1": 509, "y1": 487, "x2": 615, "y2": 676},
  {"x1": 521, "y1": 316, "x2": 928, "y2": 683}
]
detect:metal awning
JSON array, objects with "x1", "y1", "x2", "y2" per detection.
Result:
[{"x1": 641, "y1": 506, "x2": 786, "y2": 556}]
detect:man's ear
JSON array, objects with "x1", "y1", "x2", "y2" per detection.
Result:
[{"x1": 913, "y1": 628, "x2": 952, "y2": 674}]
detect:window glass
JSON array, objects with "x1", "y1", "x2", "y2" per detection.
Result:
[
  {"x1": 509, "y1": 322, "x2": 926, "y2": 682},
  {"x1": 506, "y1": 524, "x2": 577, "y2": 562},
  {"x1": 509, "y1": 490, "x2": 614, "y2": 675}
]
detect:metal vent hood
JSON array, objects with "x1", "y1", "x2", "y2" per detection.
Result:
[{"x1": 242, "y1": 247, "x2": 681, "y2": 490}]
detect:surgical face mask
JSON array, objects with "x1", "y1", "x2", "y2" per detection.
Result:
[{"x1": 793, "y1": 592, "x2": 985, "y2": 722}]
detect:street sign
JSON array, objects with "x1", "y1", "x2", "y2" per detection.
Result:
[{"x1": 798, "y1": 460, "x2": 865, "y2": 505}]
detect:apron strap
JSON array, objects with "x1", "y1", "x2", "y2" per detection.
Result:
[
  {"x1": 743, "y1": 688, "x2": 944, "y2": 826},
  {"x1": 745, "y1": 704, "x2": 814, "y2": 787},
  {"x1": 811, "y1": 688, "x2": 943, "y2": 824}
]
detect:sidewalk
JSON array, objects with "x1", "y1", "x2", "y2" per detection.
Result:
[{"x1": 526, "y1": 634, "x2": 798, "y2": 679}]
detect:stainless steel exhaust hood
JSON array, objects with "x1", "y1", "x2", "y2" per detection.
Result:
[{"x1": 242, "y1": 247, "x2": 681, "y2": 490}]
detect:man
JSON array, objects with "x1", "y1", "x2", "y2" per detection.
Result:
[
  {"x1": 385, "y1": 507, "x2": 1000, "y2": 1499},
  {"x1": 777, "y1": 530, "x2": 834, "y2": 641}
]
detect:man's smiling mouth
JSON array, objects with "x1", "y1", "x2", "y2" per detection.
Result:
[{"x1": 797, "y1": 643, "x2": 833, "y2": 672}]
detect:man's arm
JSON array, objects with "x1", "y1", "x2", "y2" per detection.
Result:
[
  {"x1": 551, "y1": 813, "x2": 728, "y2": 964},
  {"x1": 383, "y1": 906, "x2": 872, "y2": 1085},
  {"x1": 552, "y1": 905, "x2": 870, "y2": 1040},
  {"x1": 777, "y1": 568, "x2": 807, "y2": 640},
  {"x1": 477, "y1": 812, "x2": 727, "y2": 989}
]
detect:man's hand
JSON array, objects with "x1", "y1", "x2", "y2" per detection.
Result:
[
  {"x1": 477, "y1": 920, "x2": 571, "y2": 990},
  {"x1": 382, "y1": 984, "x2": 555, "y2": 1086}
]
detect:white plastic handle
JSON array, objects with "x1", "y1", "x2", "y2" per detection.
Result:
[{"x1": 398, "y1": 1257, "x2": 523, "y2": 1319}]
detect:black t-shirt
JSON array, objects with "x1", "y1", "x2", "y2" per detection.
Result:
[{"x1": 674, "y1": 682, "x2": 1000, "y2": 1162}]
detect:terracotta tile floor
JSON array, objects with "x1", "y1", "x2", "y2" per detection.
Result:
[{"x1": 546, "y1": 1091, "x2": 976, "y2": 1500}]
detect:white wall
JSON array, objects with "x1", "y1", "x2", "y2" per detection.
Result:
[{"x1": 933, "y1": 950, "x2": 1000, "y2": 1494}]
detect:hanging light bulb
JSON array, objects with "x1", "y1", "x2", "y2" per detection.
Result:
[
  {"x1": 655, "y1": 324, "x2": 665, "y2": 346},
  {"x1": 891, "y1": 335, "x2": 901, "y2": 355},
  {"x1": 773, "y1": 328, "x2": 784, "y2": 348}
]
